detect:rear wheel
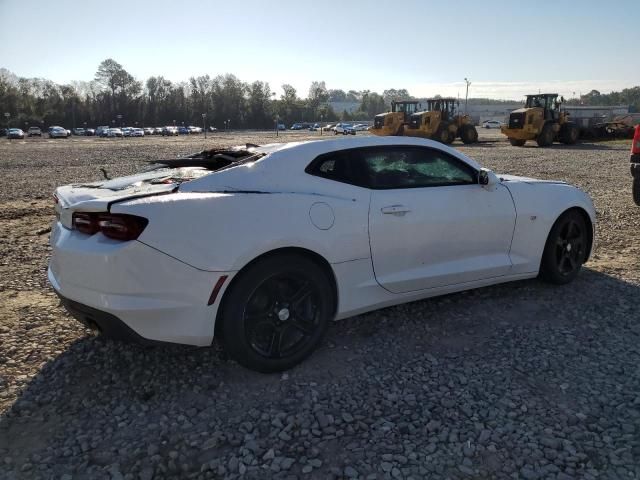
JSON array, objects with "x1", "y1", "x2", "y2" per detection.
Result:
[
  {"x1": 219, "y1": 254, "x2": 334, "y2": 372},
  {"x1": 539, "y1": 210, "x2": 588, "y2": 284},
  {"x1": 460, "y1": 125, "x2": 478, "y2": 144},
  {"x1": 536, "y1": 123, "x2": 555, "y2": 147},
  {"x1": 633, "y1": 179, "x2": 640, "y2": 206},
  {"x1": 509, "y1": 138, "x2": 526, "y2": 146},
  {"x1": 560, "y1": 123, "x2": 579, "y2": 145}
]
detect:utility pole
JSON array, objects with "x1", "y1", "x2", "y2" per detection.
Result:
[
  {"x1": 202, "y1": 113, "x2": 207, "y2": 139},
  {"x1": 464, "y1": 78, "x2": 471, "y2": 115}
]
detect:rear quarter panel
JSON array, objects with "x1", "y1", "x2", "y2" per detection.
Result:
[{"x1": 111, "y1": 190, "x2": 371, "y2": 272}]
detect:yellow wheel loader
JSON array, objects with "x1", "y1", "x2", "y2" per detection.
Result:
[
  {"x1": 403, "y1": 98, "x2": 478, "y2": 144},
  {"x1": 370, "y1": 98, "x2": 478, "y2": 145},
  {"x1": 501, "y1": 93, "x2": 579, "y2": 147},
  {"x1": 369, "y1": 101, "x2": 422, "y2": 136}
]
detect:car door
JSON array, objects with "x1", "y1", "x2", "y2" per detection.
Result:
[{"x1": 365, "y1": 145, "x2": 516, "y2": 293}]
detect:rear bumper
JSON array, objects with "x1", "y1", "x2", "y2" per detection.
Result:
[
  {"x1": 48, "y1": 221, "x2": 233, "y2": 346},
  {"x1": 500, "y1": 127, "x2": 535, "y2": 141},
  {"x1": 56, "y1": 293, "x2": 163, "y2": 344}
]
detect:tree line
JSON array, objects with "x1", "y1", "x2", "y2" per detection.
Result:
[
  {"x1": 0, "y1": 60, "x2": 416, "y2": 130},
  {"x1": 1, "y1": 59, "x2": 638, "y2": 130}
]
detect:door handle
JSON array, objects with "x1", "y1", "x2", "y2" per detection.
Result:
[{"x1": 381, "y1": 205, "x2": 411, "y2": 215}]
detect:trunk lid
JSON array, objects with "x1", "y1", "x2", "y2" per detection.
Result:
[{"x1": 54, "y1": 167, "x2": 210, "y2": 228}]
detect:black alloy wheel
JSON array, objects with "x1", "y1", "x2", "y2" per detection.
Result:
[
  {"x1": 243, "y1": 273, "x2": 321, "y2": 360},
  {"x1": 540, "y1": 210, "x2": 588, "y2": 284},
  {"x1": 219, "y1": 254, "x2": 333, "y2": 372}
]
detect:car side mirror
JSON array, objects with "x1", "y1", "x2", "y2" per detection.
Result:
[{"x1": 478, "y1": 168, "x2": 499, "y2": 189}]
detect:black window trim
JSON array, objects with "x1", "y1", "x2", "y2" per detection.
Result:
[{"x1": 305, "y1": 145, "x2": 479, "y2": 190}]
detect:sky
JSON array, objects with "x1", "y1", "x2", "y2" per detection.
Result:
[{"x1": 0, "y1": 0, "x2": 638, "y2": 100}]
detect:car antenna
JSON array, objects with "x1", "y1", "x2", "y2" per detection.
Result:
[{"x1": 99, "y1": 168, "x2": 111, "y2": 180}]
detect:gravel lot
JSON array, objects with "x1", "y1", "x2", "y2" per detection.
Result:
[{"x1": 0, "y1": 131, "x2": 639, "y2": 480}]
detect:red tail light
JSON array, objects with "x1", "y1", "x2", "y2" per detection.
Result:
[
  {"x1": 72, "y1": 212, "x2": 148, "y2": 240},
  {"x1": 632, "y1": 125, "x2": 640, "y2": 155},
  {"x1": 72, "y1": 212, "x2": 99, "y2": 235}
]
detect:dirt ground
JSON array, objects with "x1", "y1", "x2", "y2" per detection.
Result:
[{"x1": 0, "y1": 131, "x2": 639, "y2": 479}]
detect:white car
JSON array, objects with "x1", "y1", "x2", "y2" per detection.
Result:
[
  {"x1": 333, "y1": 123, "x2": 356, "y2": 135},
  {"x1": 49, "y1": 127, "x2": 69, "y2": 138},
  {"x1": 106, "y1": 128, "x2": 123, "y2": 137},
  {"x1": 482, "y1": 120, "x2": 503, "y2": 129},
  {"x1": 352, "y1": 124, "x2": 369, "y2": 131},
  {"x1": 49, "y1": 137, "x2": 595, "y2": 372},
  {"x1": 131, "y1": 128, "x2": 145, "y2": 137}
]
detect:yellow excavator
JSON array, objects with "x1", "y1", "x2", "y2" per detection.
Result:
[
  {"x1": 501, "y1": 93, "x2": 579, "y2": 147},
  {"x1": 370, "y1": 98, "x2": 478, "y2": 144}
]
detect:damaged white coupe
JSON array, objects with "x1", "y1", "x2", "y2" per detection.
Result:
[{"x1": 49, "y1": 136, "x2": 595, "y2": 372}]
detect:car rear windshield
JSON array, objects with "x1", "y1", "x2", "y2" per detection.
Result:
[{"x1": 148, "y1": 145, "x2": 266, "y2": 172}]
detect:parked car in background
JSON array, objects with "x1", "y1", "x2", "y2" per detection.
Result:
[
  {"x1": 322, "y1": 124, "x2": 335, "y2": 132},
  {"x1": 50, "y1": 127, "x2": 69, "y2": 138},
  {"x1": 309, "y1": 123, "x2": 320, "y2": 131},
  {"x1": 178, "y1": 126, "x2": 190, "y2": 135},
  {"x1": 121, "y1": 127, "x2": 133, "y2": 137},
  {"x1": 131, "y1": 128, "x2": 145, "y2": 137},
  {"x1": 334, "y1": 123, "x2": 356, "y2": 135},
  {"x1": 72, "y1": 128, "x2": 85, "y2": 136},
  {"x1": 96, "y1": 126, "x2": 110, "y2": 137},
  {"x1": 85, "y1": 128, "x2": 95, "y2": 136},
  {"x1": 352, "y1": 124, "x2": 369, "y2": 131},
  {"x1": 49, "y1": 136, "x2": 596, "y2": 372},
  {"x1": 209, "y1": 126, "x2": 218, "y2": 132},
  {"x1": 482, "y1": 120, "x2": 503, "y2": 129},
  {"x1": 28, "y1": 126, "x2": 42, "y2": 137},
  {"x1": 107, "y1": 128, "x2": 123, "y2": 137},
  {"x1": 276, "y1": 123, "x2": 286, "y2": 131},
  {"x1": 188, "y1": 126, "x2": 202, "y2": 134},
  {"x1": 162, "y1": 126, "x2": 178, "y2": 136},
  {"x1": 153, "y1": 127, "x2": 163, "y2": 135},
  {"x1": 8, "y1": 128, "x2": 25, "y2": 139},
  {"x1": 290, "y1": 123, "x2": 305, "y2": 130},
  {"x1": 144, "y1": 128, "x2": 154, "y2": 135}
]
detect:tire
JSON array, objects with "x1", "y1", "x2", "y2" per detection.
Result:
[
  {"x1": 539, "y1": 210, "x2": 588, "y2": 285},
  {"x1": 434, "y1": 124, "x2": 451, "y2": 144},
  {"x1": 460, "y1": 125, "x2": 478, "y2": 144},
  {"x1": 633, "y1": 179, "x2": 640, "y2": 206},
  {"x1": 219, "y1": 253, "x2": 334, "y2": 372},
  {"x1": 509, "y1": 138, "x2": 526, "y2": 146},
  {"x1": 559, "y1": 123, "x2": 579, "y2": 145},
  {"x1": 536, "y1": 123, "x2": 554, "y2": 147}
]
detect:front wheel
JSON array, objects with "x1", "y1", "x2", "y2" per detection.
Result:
[
  {"x1": 536, "y1": 124, "x2": 554, "y2": 147},
  {"x1": 219, "y1": 254, "x2": 334, "y2": 372},
  {"x1": 460, "y1": 125, "x2": 478, "y2": 144},
  {"x1": 539, "y1": 210, "x2": 588, "y2": 284}
]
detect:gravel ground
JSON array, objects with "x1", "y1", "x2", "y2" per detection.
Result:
[{"x1": 0, "y1": 131, "x2": 639, "y2": 480}]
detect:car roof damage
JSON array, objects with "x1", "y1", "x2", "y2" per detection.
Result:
[{"x1": 149, "y1": 144, "x2": 265, "y2": 171}]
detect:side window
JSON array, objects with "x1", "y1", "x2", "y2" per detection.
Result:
[
  {"x1": 362, "y1": 147, "x2": 476, "y2": 189},
  {"x1": 305, "y1": 151, "x2": 367, "y2": 187}
]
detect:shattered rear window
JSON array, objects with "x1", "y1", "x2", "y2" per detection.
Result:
[{"x1": 147, "y1": 145, "x2": 266, "y2": 172}]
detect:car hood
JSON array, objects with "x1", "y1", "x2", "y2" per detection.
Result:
[{"x1": 499, "y1": 174, "x2": 567, "y2": 185}]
